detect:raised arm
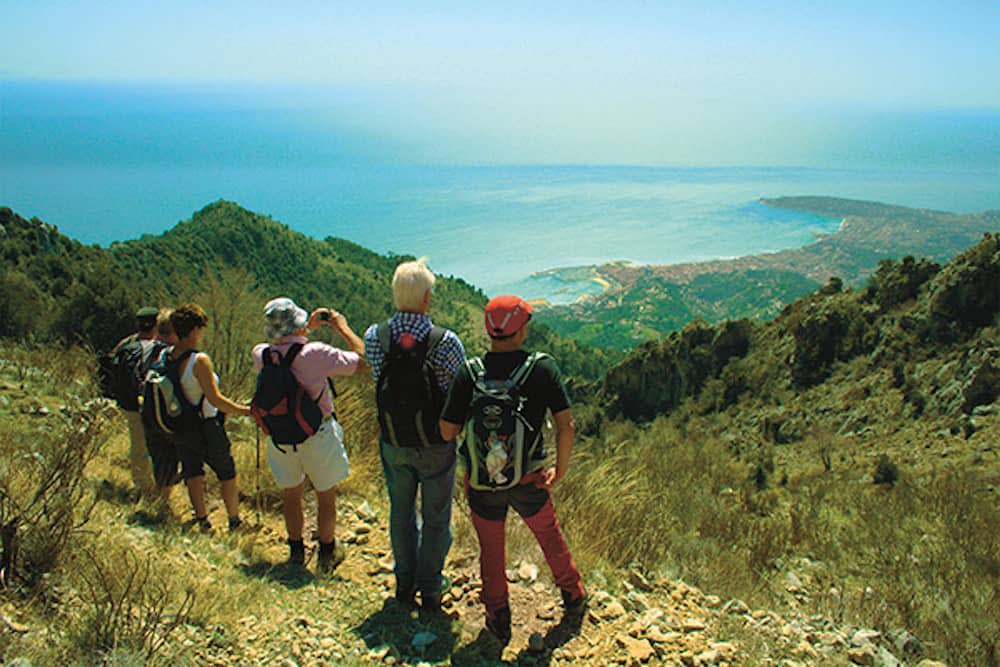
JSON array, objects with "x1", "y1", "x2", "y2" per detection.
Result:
[
  {"x1": 193, "y1": 354, "x2": 251, "y2": 416},
  {"x1": 311, "y1": 308, "x2": 370, "y2": 375}
]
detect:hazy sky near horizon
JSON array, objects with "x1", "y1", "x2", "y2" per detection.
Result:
[{"x1": 3, "y1": 1, "x2": 999, "y2": 167}]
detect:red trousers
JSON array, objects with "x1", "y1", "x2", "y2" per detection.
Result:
[{"x1": 466, "y1": 470, "x2": 584, "y2": 616}]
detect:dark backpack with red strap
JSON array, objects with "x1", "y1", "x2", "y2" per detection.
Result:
[
  {"x1": 250, "y1": 344, "x2": 324, "y2": 450},
  {"x1": 375, "y1": 322, "x2": 447, "y2": 447}
]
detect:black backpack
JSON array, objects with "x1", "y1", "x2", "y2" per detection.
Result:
[
  {"x1": 375, "y1": 322, "x2": 447, "y2": 447},
  {"x1": 141, "y1": 348, "x2": 204, "y2": 435},
  {"x1": 462, "y1": 352, "x2": 547, "y2": 491},
  {"x1": 106, "y1": 338, "x2": 168, "y2": 411},
  {"x1": 250, "y1": 344, "x2": 325, "y2": 450}
]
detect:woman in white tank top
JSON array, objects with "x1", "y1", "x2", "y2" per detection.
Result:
[
  {"x1": 169, "y1": 304, "x2": 251, "y2": 531},
  {"x1": 179, "y1": 352, "x2": 218, "y2": 418}
]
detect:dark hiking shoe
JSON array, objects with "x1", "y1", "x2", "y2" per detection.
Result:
[
  {"x1": 485, "y1": 605, "x2": 512, "y2": 645},
  {"x1": 421, "y1": 591, "x2": 442, "y2": 613},
  {"x1": 228, "y1": 516, "x2": 244, "y2": 532},
  {"x1": 187, "y1": 516, "x2": 212, "y2": 532},
  {"x1": 317, "y1": 542, "x2": 346, "y2": 575},
  {"x1": 394, "y1": 586, "x2": 416, "y2": 607},
  {"x1": 562, "y1": 590, "x2": 587, "y2": 615},
  {"x1": 287, "y1": 539, "x2": 306, "y2": 566},
  {"x1": 420, "y1": 575, "x2": 450, "y2": 613}
]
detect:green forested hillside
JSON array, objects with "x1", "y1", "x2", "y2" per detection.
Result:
[
  {"x1": 0, "y1": 202, "x2": 618, "y2": 382},
  {"x1": 600, "y1": 232, "x2": 1000, "y2": 422}
]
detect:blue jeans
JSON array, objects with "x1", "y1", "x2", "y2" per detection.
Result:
[{"x1": 379, "y1": 440, "x2": 456, "y2": 597}]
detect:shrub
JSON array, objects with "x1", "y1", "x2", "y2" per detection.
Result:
[
  {"x1": 603, "y1": 319, "x2": 752, "y2": 421},
  {"x1": 0, "y1": 270, "x2": 48, "y2": 340},
  {"x1": 0, "y1": 397, "x2": 113, "y2": 590},
  {"x1": 868, "y1": 256, "x2": 940, "y2": 311},
  {"x1": 789, "y1": 298, "x2": 873, "y2": 388},
  {"x1": 925, "y1": 233, "x2": 1000, "y2": 340},
  {"x1": 872, "y1": 454, "x2": 900, "y2": 486}
]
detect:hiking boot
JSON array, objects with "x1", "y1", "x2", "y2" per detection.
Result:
[
  {"x1": 187, "y1": 515, "x2": 212, "y2": 532},
  {"x1": 421, "y1": 591, "x2": 442, "y2": 614},
  {"x1": 561, "y1": 590, "x2": 587, "y2": 615},
  {"x1": 394, "y1": 585, "x2": 416, "y2": 607},
  {"x1": 420, "y1": 575, "x2": 450, "y2": 613},
  {"x1": 228, "y1": 516, "x2": 244, "y2": 532},
  {"x1": 485, "y1": 605, "x2": 512, "y2": 645},
  {"x1": 317, "y1": 541, "x2": 345, "y2": 575},
  {"x1": 287, "y1": 539, "x2": 306, "y2": 566}
]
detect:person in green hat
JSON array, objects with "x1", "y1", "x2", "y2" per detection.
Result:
[{"x1": 108, "y1": 306, "x2": 168, "y2": 500}]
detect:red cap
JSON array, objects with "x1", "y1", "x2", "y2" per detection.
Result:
[{"x1": 485, "y1": 294, "x2": 533, "y2": 338}]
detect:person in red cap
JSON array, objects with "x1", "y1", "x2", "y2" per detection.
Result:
[{"x1": 440, "y1": 294, "x2": 585, "y2": 645}]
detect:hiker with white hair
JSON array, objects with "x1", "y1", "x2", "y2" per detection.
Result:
[
  {"x1": 363, "y1": 258, "x2": 466, "y2": 612},
  {"x1": 251, "y1": 297, "x2": 367, "y2": 573}
]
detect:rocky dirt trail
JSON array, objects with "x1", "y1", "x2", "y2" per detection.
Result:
[{"x1": 131, "y1": 493, "x2": 950, "y2": 667}]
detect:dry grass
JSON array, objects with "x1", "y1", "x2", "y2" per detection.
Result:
[
  {"x1": 3, "y1": 339, "x2": 998, "y2": 665},
  {"x1": 553, "y1": 402, "x2": 1000, "y2": 666}
]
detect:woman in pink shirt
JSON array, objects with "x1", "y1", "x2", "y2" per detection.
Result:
[{"x1": 252, "y1": 298, "x2": 368, "y2": 573}]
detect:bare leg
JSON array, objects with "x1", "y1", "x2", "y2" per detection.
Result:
[
  {"x1": 220, "y1": 478, "x2": 239, "y2": 520},
  {"x1": 316, "y1": 486, "x2": 337, "y2": 545},
  {"x1": 282, "y1": 483, "x2": 306, "y2": 540},
  {"x1": 186, "y1": 475, "x2": 207, "y2": 518}
]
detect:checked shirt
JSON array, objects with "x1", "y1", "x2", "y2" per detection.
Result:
[{"x1": 363, "y1": 311, "x2": 466, "y2": 393}]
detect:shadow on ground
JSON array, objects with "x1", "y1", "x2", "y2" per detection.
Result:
[
  {"x1": 239, "y1": 561, "x2": 316, "y2": 590},
  {"x1": 449, "y1": 628, "x2": 505, "y2": 666},
  {"x1": 513, "y1": 609, "x2": 585, "y2": 666},
  {"x1": 354, "y1": 599, "x2": 460, "y2": 664}
]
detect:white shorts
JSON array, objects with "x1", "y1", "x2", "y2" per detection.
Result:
[{"x1": 266, "y1": 418, "x2": 350, "y2": 492}]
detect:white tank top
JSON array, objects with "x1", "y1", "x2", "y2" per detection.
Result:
[{"x1": 179, "y1": 352, "x2": 219, "y2": 418}]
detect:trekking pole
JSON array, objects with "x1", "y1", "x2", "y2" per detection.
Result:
[{"x1": 255, "y1": 424, "x2": 262, "y2": 525}]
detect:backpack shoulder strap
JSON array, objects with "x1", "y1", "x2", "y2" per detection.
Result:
[
  {"x1": 170, "y1": 348, "x2": 198, "y2": 366},
  {"x1": 284, "y1": 343, "x2": 305, "y2": 366},
  {"x1": 426, "y1": 325, "x2": 446, "y2": 351},
  {"x1": 510, "y1": 351, "x2": 548, "y2": 387},
  {"x1": 377, "y1": 320, "x2": 392, "y2": 354},
  {"x1": 465, "y1": 356, "x2": 486, "y2": 381}
]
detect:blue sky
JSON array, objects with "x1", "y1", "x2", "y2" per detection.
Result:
[{"x1": 2, "y1": 1, "x2": 999, "y2": 166}]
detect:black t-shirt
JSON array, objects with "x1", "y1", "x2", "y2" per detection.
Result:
[{"x1": 441, "y1": 350, "x2": 571, "y2": 462}]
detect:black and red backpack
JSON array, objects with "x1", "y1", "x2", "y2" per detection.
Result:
[{"x1": 250, "y1": 344, "x2": 325, "y2": 450}]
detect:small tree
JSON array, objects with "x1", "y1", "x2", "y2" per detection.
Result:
[{"x1": 193, "y1": 267, "x2": 269, "y2": 398}]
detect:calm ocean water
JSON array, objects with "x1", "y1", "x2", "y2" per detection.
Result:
[{"x1": 2, "y1": 83, "x2": 998, "y2": 303}]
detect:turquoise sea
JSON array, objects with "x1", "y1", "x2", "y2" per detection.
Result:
[{"x1": 3, "y1": 82, "x2": 998, "y2": 303}]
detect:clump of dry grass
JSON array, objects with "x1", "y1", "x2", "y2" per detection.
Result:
[
  {"x1": 68, "y1": 540, "x2": 197, "y2": 662},
  {"x1": 0, "y1": 391, "x2": 114, "y2": 591}
]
